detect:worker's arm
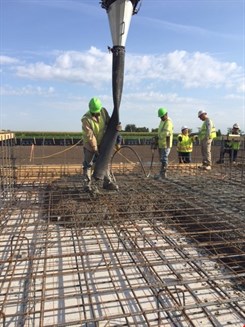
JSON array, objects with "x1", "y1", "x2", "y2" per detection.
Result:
[
  {"x1": 82, "y1": 118, "x2": 98, "y2": 153},
  {"x1": 205, "y1": 118, "x2": 212, "y2": 139}
]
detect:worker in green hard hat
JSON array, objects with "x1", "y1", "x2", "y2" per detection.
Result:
[
  {"x1": 81, "y1": 97, "x2": 119, "y2": 193},
  {"x1": 155, "y1": 107, "x2": 174, "y2": 179}
]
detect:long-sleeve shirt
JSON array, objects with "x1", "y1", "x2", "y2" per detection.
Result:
[
  {"x1": 81, "y1": 108, "x2": 110, "y2": 152},
  {"x1": 158, "y1": 118, "x2": 174, "y2": 148},
  {"x1": 199, "y1": 117, "x2": 216, "y2": 140}
]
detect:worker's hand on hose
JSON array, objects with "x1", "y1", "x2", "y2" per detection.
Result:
[
  {"x1": 93, "y1": 150, "x2": 99, "y2": 158},
  {"x1": 151, "y1": 136, "x2": 158, "y2": 149}
]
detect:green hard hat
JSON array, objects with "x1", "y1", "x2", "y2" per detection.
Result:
[
  {"x1": 89, "y1": 97, "x2": 102, "y2": 113},
  {"x1": 158, "y1": 107, "x2": 168, "y2": 118}
]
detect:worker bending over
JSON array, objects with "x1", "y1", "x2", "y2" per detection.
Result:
[{"x1": 81, "y1": 97, "x2": 119, "y2": 192}]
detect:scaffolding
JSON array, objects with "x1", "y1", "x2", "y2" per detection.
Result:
[{"x1": 0, "y1": 141, "x2": 245, "y2": 327}]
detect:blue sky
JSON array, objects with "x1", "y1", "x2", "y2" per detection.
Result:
[{"x1": 1, "y1": 0, "x2": 244, "y2": 133}]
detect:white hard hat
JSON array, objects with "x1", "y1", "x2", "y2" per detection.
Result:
[
  {"x1": 198, "y1": 110, "x2": 207, "y2": 117},
  {"x1": 181, "y1": 126, "x2": 188, "y2": 131},
  {"x1": 233, "y1": 123, "x2": 240, "y2": 129}
]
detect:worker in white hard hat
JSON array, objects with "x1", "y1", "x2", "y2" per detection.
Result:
[
  {"x1": 216, "y1": 123, "x2": 241, "y2": 164},
  {"x1": 177, "y1": 126, "x2": 198, "y2": 164},
  {"x1": 197, "y1": 110, "x2": 216, "y2": 170}
]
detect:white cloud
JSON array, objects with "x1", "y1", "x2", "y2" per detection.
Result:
[
  {"x1": 0, "y1": 55, "x2": 20, "y2": 65},
  {"x1": 143, "y1": 16, "x2": 242, "y2": 41},
  {"x1": 0, "y1": 85, "x2": 55, "y2": 96},
  {"x1": 237, "y1": 81, "x2": 245, "y2": 93},
  {"x1": 13, "y1": 48, "x2": 243, "y2": 93},
  {"x1": 126, "y1": 50, "x2": 243, "y2": 90},
  {"x1": 16, "y1": 47, "x2": 112, "y2": 87}
]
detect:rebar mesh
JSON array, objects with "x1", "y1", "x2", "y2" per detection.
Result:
[
  {"x1": 0, "y1": 132, "x2": 15, "y2": 202},
  {"x1": 0, "y1": 142, "x2": 245, "y2": 327}
]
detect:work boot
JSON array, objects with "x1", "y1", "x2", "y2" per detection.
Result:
[
  {"x1": 198, "y1": 162, "x2": 208, "y2": 169},
  {"x1": 154, "y1": 164, "x2": 167, "y2": 179},
  {"x1": 202, "y1": 165, "x2": 211, "y2": 171},
  {"x1": 84, "y1": 184, "x2": 93, "y2": 193},
  {"x1": 103, "y1": 180, "x2": 119, "y2": 191},
  {"x1": 83, "y1": 168, "x2": 100, "y2": 193},
  {"x1": 154, "y1": 174, "x2": 166, "y2": 181}
]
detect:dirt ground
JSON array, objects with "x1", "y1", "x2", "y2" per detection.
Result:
[{"x1": 13, "y1": 144, "x2": 222, "y2": 166}]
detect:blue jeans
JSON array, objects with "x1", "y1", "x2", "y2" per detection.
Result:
[
  {"x1": 159, "y1": 148, "x2": 171, "y2": 166},
  {"x1": 83, "y1": 148, "x2": 111, "y2": 182}
]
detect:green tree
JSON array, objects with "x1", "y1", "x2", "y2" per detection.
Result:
[
  {"x1": 136, "y1": 127, "x2": 149, "y2": 132},
  {"x1": 216, "y1": 129, "x2": 222, "y2": 137},
  {"x1": 125, "y1": 124, "x2": 137, "y2": 132}
]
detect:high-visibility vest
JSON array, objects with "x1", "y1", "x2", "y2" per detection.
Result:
[
  {"x1": 82, "y1": 108, "x2": 108, "y2": 146},
  {"x1": 227, "y1": 137, "x2": 241, "y2": 150},
  {"x1": 158, "y1": 118, "x2": 174, "y2": 148},
  {"x1": 229, "y1": 140, "x2": 240, "y2": 150},
  {"x1": 177, "y1": 134, "x2": 193, "y2": 153},
  {"x1": 199, "y1": 118, "x2": 216, "y2": 140}
]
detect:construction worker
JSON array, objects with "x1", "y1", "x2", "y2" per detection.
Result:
[
  {"x1": 216, "y1": 123, "x2": 241, "y2": 164},
  {"x1": 155, "y1": 107, "x2": 174, "y2": 179},
  {"x1": 177, "y1": 126, "x2": 197, "y2": 163},
  {"x1": 81, "y1": 97, "x2": 119, "y2": 192},
  {"x1": 197, "y1": 110, "x2": 216, "y2": 170}
]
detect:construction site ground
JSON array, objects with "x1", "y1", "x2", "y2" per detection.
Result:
[{"x1": 0, "y1": 144, "x2": 245, "y2": 327}]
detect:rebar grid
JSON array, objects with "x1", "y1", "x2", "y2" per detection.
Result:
[
  {"x1": 1, "y1": 165, "x2": 245, "y2": 327},
  {"x1": 0, "y1": 132, "x2": 15, "y2": 201}
]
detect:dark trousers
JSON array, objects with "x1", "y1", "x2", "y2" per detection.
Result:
[
  {"x1": 178, "y1": 152, "x2": 191, "y2": 163},
  {"x1": 219, "y1": 149, "x2": 238, "y2": 163}
]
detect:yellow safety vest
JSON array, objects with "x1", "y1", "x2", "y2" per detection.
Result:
[
  {"x1": 82, "y1": 108, "x2": 108, "y2": 146},
  {"x1": 158, "y1": 118, "x2": 174, "y2": 148},
  {"x1": 227, "y1": 137, "x2": 241, "y2": 150},
  {"x1": 199, "y1": 118, "x2": 216, "y2": 140},
  {"x1": 177, "y1": 134, "x2": 193, "y2": 153}
]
